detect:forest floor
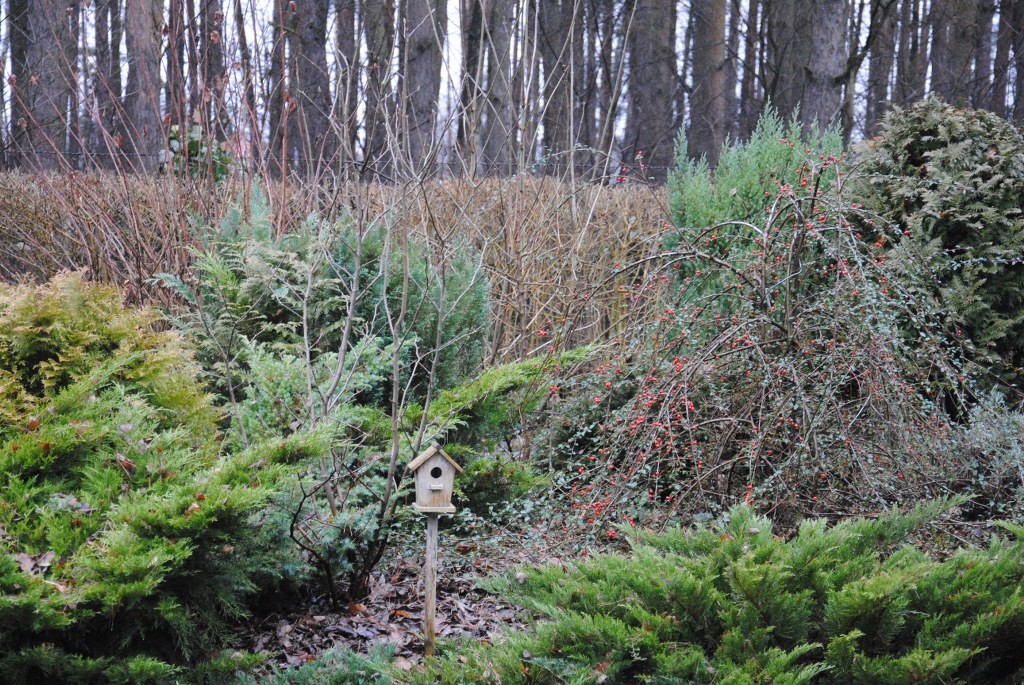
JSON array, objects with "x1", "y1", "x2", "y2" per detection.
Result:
[{"x1": 235, "y1": 522, "x2": 569, "y2": 675}]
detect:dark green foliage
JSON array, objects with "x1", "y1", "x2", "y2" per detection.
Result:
[
  {"x1": 456, "y1": 455, "x2": 545, "y2": 520},
  {"x1": 156, "y1": 189, "x2": 490, "y2": 413},
  {"x1": 668, "y1": 109, "x2": 841, "y2": 308},
  {"x1": 0, "y1": 273, "x2": 290, "y2": 682},
  {"x1": 412, "y1": 501, "x2": 1024, "y2": 684},
  {"x1": 853, "y1": 96, "x2": 1024, "y2": 382},
  {"x1": 670, "y1": 107, "x2": 842, "y2": 230},
  {"x1": 156, "y1": 190, "x2": 494, "y2": 604}
]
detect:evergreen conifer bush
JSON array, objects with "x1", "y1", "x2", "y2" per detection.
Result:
[
  {"x1": 852, "y1": 96, "x2": 1024, "y2": 384},
  {"x1": 156, "y1": 190, "x2": 493, "y2": 603},
  {"x1": 412, "y1": 501, "x2": 1024, "y2": 684},
  {"x1": 0, "y1": 273, "x2": 291, "y2": 683}
]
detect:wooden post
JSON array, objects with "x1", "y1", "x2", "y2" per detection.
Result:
[{"x1": 424, "y1": 512, "x2": 438, "y2": 657}]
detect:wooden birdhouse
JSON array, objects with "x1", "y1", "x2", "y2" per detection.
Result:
[{"x1": 408, "y1": 443, "x2": 464, "y2": 513}]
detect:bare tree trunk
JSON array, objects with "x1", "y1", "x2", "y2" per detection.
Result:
[
  {"x1": 124, "y1": 0, "x2": 165, "y2": 173},
  {"x1": 68, "y1": 2, "x2": 82, "y2": 169},
  {"x1": 973, "y1": 0, "x2": 996, "y2": 110},
  {"x1": 1013, "y1": 1, "x2": 1024, "y2": 121},
  {"x1": 865, "y1": 0, "x2": 898, "y2": 136},
  {"x1": 400, "y1": 0, "x2": 446, "y2": 176},
  {"x1": 268, "y1": 0, "x2": 293, "y2": 176},
  {"x1": 931, "y1": 0, "x2": 977, "y2": 103},
  {"x1": 91, "y1": 0, "x2": 120, "y2": 169},
  {"x1": 739, "y1": 0, "x2": 762, "y2": 138},
  {"x1": 724, "y1": 0, "x2": 741, "y2": 140},
  {"x1": 480, "y1": 0, "x2": 516, "y2": 174},
  {"x1": 334, "y1": 0, "x2": 359, "y2": 175},
  {"x1": 457, "y1": 0, "x2": 484, "y2": 167},
  {"x1": 595, "y1": 0, "x2": 626, "y2": 171},
  {"x1": 801, "y1": 0, "x2": 849, "y2": 133},
  {"x1": 765, "y1": 0, "x2": 803, "y2": 122},
  {"x1": 199, "y1": 0, "x2": 230, "y2": 141},
  {"x1": 538, "y1": 0, "x2": 578, "y2": 174},
  {"x1": 294, "y1": 0, "x2": 333, "y2": 177},
  {"x1": 688, "y1": 0, "x2": 727, "y2": 166},
  {"x1": 623, "y1": 0, "x2": 675, "y2": 181},
  {"x1": 10, "y1": 0, "x2": 76, "y2": 170},
  {"x1": 234, "y1": 0, "x2": 260, "y2": 168},
  {"x1": 166, "y1": 0, "x2": 187, "y2": 128},
  {"x1": 593, "y1": 0, "x2": 622, "y2": 168},
  {"x1": 894, "y1": 0, "x2": 929, "y2": 105},
  {"x1": 992, "y1": 0, "x2": 1015, "y2": 117},
  {"x1": 363, "y1": 0, "x2": 396, "y2": 179}
]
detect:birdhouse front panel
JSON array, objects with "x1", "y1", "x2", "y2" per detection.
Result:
[
  {"x1": 415, "y1": 453, "x2": 456, "y2": 512},
  {"x1": 408, "y1": 444, "x2": 463, "y2": 514}
]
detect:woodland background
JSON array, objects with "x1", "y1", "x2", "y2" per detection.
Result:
[{"x1": 3, "y1": 0, "x2": 1023, "y2": 181}]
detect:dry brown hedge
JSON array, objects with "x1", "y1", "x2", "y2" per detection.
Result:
[{"x1": 0, "y1": 173, "x2": 670, "y2": 361}]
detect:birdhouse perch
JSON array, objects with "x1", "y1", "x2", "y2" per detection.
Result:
[{"x1": 408, "y1": 443, "x2": 463, "y2": 514}]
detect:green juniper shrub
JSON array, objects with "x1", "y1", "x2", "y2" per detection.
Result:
[
  {"x1": 852, "y1": 96, "x2": 1024, "y2": 386},
  {"x1": 155, "y1": 188, "x2": 490, "y2": 415},
  {"x1": 670, "y1": 106, "x2": 842, "y2": 231},
  {"x1": 156, "y1": 190, "x2": 493, "y2": 604},
  {"x1": 668, "y1": 108, "x2": 842, "y2": 308},
  {"x1": 0, "y1": 273, "x2": 294, "y2": 683},
  {"x1": 455, "y1": 454, "x2": 546, "y2": 523},
  {"x1": 409, "y1": 500, "x2": 1024, "y2": 684}
]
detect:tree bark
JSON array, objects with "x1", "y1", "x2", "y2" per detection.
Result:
[
  {"x1": 294, "y1": 0, "x2": 333, "y2": 176},
  {"x1": 893, "y1": 0, "x2": 929, "y2": 105},
  {"x1": 479, "y1": 0, "x2": 516, "y2": 174},
  {"x1": 10, "y1": 0, "x2": 76, "y2": 170},
  {"x1": 765, "y1": 0, "x2": 803, "y2": 122},
  {"x1": 335, "y1": 0, "x2": 359, "y2": 175},
  {"x1": 930, "y1": 0, "x2": 977, "y2": 104},
  {"x1": 738, "y1": 0, "x2": 762, "y2": 138},
  {"x1": 688, "y1": 0, "x2": 727, "y2": 166},
  {"x1": 400, "y1": 0, "x2": 446, "y2": 176},
  {"x1": 363, "y1": 0, "x2": 396, "y2": 179},
  {"x1": 801, "y1": 0, "x2": 849, "y2": 133},
  {"x1": 234, "y1": 0, "x2": 260, "y2": 168},
  {"x1": 992, "y1": 0, "x2": 1015, "y2": 117},
  {"x1": 124, "y1": 0, "x2": 165, "y2": 173},
  {"x1": 623, "y1": 0, "x2": 676, "y2": 182},
  {"x1": 538, "y1": 0, "x2": 581, "y2": 175},
  {"x1": 723, "y1": 0, "x2": 741, "y2": 140},
  {"x1": 166, "y1": 0, "x2": 187, "y2": 128},
  {"x1": 199, "y1": 0, "x2": 230, "y2": 141},
  {"x1": 973, "y1": 0, "x2": 996, "y2": 110},
  {"x1": 865, "y1": 0, "x2": 898, "y2": 136}
]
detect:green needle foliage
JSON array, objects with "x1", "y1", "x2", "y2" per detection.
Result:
[
  {"x1": 413, "y1": 500, "x2": 1024, "y2": 684},
  {"x1": 0, "y1": 273, "x2": 292, "y2": 684},
  {"x1": 853, "y1": 96, "x2": 1024, "y2": 385}
]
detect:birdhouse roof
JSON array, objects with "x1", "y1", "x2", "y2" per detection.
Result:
[{"x1": 408, "y1": 443, "x2": 464, "y2": 474}]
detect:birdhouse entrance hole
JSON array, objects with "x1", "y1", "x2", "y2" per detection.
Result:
[{"x1": 430, "y1": 466, "x2": 443, "y2": 478}]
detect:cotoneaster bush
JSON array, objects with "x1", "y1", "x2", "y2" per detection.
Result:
[
  {"x1": 0, "y1": 273, "x2": 294, "y2": 683},
  {"x1": 539, "y1": 131, "x2": 993, "y2": 538}
]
